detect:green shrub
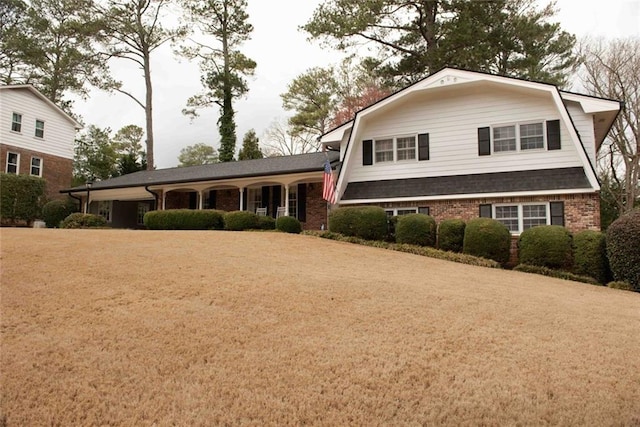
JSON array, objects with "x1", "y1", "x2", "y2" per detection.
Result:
[
  {"x1": 224, "y1": 210, "x2": 259, "y2": 231},
  {"x1": 60, "y1": 213, "x2": 107, "y2": 229},
  {"x1": 144, "y1": 209, "x2": 225, "y2": 230},
  {"x1": 257, "y1": 215, "x2": 276, "y2": 230},
  {"x1": 463, "y1": 218, "x2": 511, "y2": 264},
  {"x1": 518, "y1": 225, "x2": 573, "y2": 270},
  {"x1": 328, "y1": 206, "x2": 388, "y2": 241},
  {"x1": 42, "y1": 199, "x2": 77, "y2": 228},
  {"x1": 573, "y1": 230, "x2": 610, "y2": 284},
  {"x1": 395, "y1": 214, "x2": 437, "y2": 246},
  {"x1": 438, "y1": 219, "x2": 466, "y2": 252},
  {"x1": 606, "y1": 209, "x2": 640, "y2": 291},
  {"x1": 0, "y1": 173, "x2": 46, "y2": 224},
  {"x1": 513, "y1": 264, "x2": 600, "y2": 285},
  {"x1": 606, "y1": 280, "x2": 635, "y2": 291},
  {"x1": 276, "y1": 216, "x2": 302, "y2": 234}
]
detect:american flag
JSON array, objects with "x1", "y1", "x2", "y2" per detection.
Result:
[{"x1": 322, "y1": 159, "x2": 337, "y2": 204}]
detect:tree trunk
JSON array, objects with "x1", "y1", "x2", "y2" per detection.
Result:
[{"x1": 144, "y1": 47, "x2": 154, "y2": 170}]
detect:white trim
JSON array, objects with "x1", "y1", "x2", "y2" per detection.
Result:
[
  {"x1": 11, "y1": 112, "x2": 22, "y2": 133},
  {"x1": 385, "y1": 207, "x2": 418, "y2": 216},
  {"x1": 34, "y1": 119, "x2": 45, "y2": 139},
  {"x1": 30, "y1": 156, "x2": 43, "y2": 177},
  {"x1": 0, "y1": 85, "x2": 82, "y2": 129},
  {"x1": 338, "y1": 188, "x2": 596, "y2": 205},
  {"x1": 5, "y1": 151, "x2": 20, "y2": 174},
  {"x1": 494, "y1": 202, "x2": 549, "y2": 234}
]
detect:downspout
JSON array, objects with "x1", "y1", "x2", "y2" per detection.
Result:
[
  {"x1": 145, "y1": 186, "x2": 160, "y2": 210},
  {"x1": 67, "y1": 192, "x2": 83, "y2": 211}
]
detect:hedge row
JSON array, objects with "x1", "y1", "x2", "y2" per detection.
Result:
[
  {"x1": 0, "y1": 173, "x2": 46, "y2": 224},
  {"x1": 60, "y1": 213, "x2": 107, "y2": 229}
]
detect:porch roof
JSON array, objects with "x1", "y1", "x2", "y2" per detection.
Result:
[{"x1": 63, "y1": 151, "x2": 340, "y2": 193}]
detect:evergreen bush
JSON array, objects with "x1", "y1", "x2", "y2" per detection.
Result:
[
  {"x1": 42, "y1": 199, "x2": 77, "y2": 228},
  {"x1": 606, "y1": 209, "x2": 640, "y2": 291},
  {"x1": 224, "y1": 210, "x2": 259, "y2": 231},
  {"x1": 60, "y1": 213, "x2": 107, "y2": 228},
  {"x1": 0, "y1": 173, "x2": 46, "y2": 224},
  {"x1": 144, "y1": 209, "x2": 225, "y2": 230},
  {"x1": 518, "y1": 225, "x2": 573, "y2": 270},
  {"x1": 462, "y1": 218, "x2": 511, "y2": 264},
  {"x1": 437, "y1": 219, "x2": 466, "y2": 252},
  {"x1": 276, "y1": 216, "x2": 302, "y2": 234},
  {"x1": 328, "y1": 206, "x2": 388, "y2": 241},
  {"x1": 395, "y1": 213, "x2": 437, "y2": 246},
  {"x1": 573, "y1": 230, "x2": 610, "y2": 284},
  {"x1": 606, "y1": 280, "x2": 634, "y2": 291},
  {"x1": 257, "y1": 215, "x2": 276, "y2": 230}
]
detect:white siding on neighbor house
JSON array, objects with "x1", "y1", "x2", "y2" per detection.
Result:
[
  {"x1": 345, "y1": 85, "x2": 583, "y2": 184},
  {"x1": 0, "y1": 88, "x2": 75, "y2": 159},
  {"x1": 565, "y1": 101, "x2": 597, "y2": 168}
]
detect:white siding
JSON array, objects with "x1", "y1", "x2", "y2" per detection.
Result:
[
  {"x1": 565, "y1": 101, "x2": 596, "y2": 168},
  {"x1": 345, "y1": 85, "x2": 582, "y2": 183},
  {"x1": 0, "y1": 88, "x2": 75, "y2": 159}
]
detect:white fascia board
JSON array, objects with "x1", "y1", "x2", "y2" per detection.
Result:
[
  {"x1": 560, "y1": 92, "x2": 621, "y2": 114},
  {"x1": 320, "y1": 121, "x2": 353, "y2": 144},
  {"x1": 338, "y1": 188, "x2": 597, "y2": 205}
]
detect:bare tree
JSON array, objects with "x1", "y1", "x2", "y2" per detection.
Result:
[
  {"x1": 578, "y1": 37, "x2": 640, "y2": 215},
  {"x1": 262, "y1": 118, "x2": 320, "y2": 157}
]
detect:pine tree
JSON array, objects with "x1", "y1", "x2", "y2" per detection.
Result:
[{"x1": 238, "y1": 129, "x2": 263, "y2": 160}]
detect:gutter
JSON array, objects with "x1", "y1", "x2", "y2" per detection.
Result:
[{"x1": 145, "y1": 185, "x2": 160, "y2": 209}]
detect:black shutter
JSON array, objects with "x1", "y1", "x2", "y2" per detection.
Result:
[
  {"x1": 261, "y1": 186, "x2": 270, "y2": 210},
  {"x1": 418, "y1": 206, "x2": 430, "y2": 215},
  {"x1": 550, "y1": 201, "x2": 564, "y2": 226},
  {"x1": 418, "y1": 133, "x2": 430, "y2": 161},
  {"x1": 189, "y1": 192, "x2": 197, "y2": 209},
  {"x1": 272, "y1": 185, "x2": 282, "y2": 218},
  {"x1": 209, "y1": 190, "x2": 217, "y2": 209},
  {"x1": 298, "y1": 183, "x2": 307, "y2": 222},
  {"x1": 242, "y1": 190, "x2": 247, "y2": 211},
  {"x1": 363, "y1": 140, "x2": 373, "y2": 166},
  {"x1": 478, "y1": 127, "x2": 491, "y2": 156},
  {"x1": 479, "y1": 204, "x2": 492, "y2": 218},
  {"x1": 547, "y1": 120, "x2": 561, "y2": 150}
]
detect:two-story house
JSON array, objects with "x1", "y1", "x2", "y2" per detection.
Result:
[
  {"x1": 61, "y1": 68, "x2": 621, "y2": 234},
  {"x1": 0, "y1": 85, "x2": 81, "y2": 200}
]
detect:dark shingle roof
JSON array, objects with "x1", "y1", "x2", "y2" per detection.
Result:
[
  {"x1": 64, "y1": 151, "x2": 340, "y2": 192},
  {"x1": 342, "y1": 167, "x2": 592, "y2": 200}
]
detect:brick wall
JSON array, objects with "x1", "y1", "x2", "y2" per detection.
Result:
[
  {"x1": 216, "y1": 189, "x2": 241, "y2": 212},
  {"x1": 165, "y1": 191, "x2": 190, "y2": 209},
  {"x1": 303, "y1": 181, "x2": 327, "y2": 230},
  {"x1": 1, "y1": 144, "x2": 73, "y2": 201}
]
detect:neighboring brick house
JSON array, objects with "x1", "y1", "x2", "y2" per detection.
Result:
[
  {"x1": 1, "y1": 85, "x2": 81, "y2": 200},
  {"x1": 61, "y1": 68, "x2": 621, "y2": 233}
]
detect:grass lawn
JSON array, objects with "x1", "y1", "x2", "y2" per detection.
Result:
[{"x1": 1, "y1": 228, "x2": 639, "y2": 425}]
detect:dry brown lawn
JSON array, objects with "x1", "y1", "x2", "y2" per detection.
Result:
[{"x1": 1, "y1": 229, "x2": 639, "y2": 426}]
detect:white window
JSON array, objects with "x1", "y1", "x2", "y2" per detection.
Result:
[
  {"x1": 97, "y1": 201, "x2": 112, "y2": 222},
  {"x1": 385, "y1": 208, "x2": 418, "y2": 217},
  {"x1": 494, "y1": 203, "x2": 549, "y2": 233},
  {"x1": 6, "y1": 152, "x2": 19, "y2": 173},
  {"x1": 375, "y1": 138, "x2": 394, "y2": 163},
  {"x1": 396, "y1": 136, "x2": 416, "y2": 161},
  {"x1": 137, "y1": 203, "x2": 150, "y2": 225},
  {"x1": 247, "y1": 188, "x2": 262, "y2": 214},
  {"x1": 492, "y1": 122, "x2": 545, "y2": 153},
  {"x1": 30, "y1": 157, "x2": 42, "y2": 176},
  {"x1": 288, "y1": 185, "x2": 297, "y2": 218},
  {"x1": 35, "y1": 120, "x2": 45, "y2": 138},
  {"x1": 11, "y1": 113, "x2": 22, "y2": 132}
]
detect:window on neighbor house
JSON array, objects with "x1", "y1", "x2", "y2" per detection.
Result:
[
  {"x1": 375, "y1": 138, "x2": 394, "y2": 163},
  {"x1": 385, "y1": 208, "x2": 418, "y2": 217},
  {"x1": 374, "y1": 136, "x2": 418, "y2": 163},
  {"x1": 30, "y1": 157, "x2": 42, "y2": 176},
  {"x1": 247, "y1": 188, "x2": 262, "y2": 214},
  {"x1": 493, "y1": 122, "x2": 545, "y2": 153},
  {"x1": 288, "y1": 185, "x2": 297, "y2": 218},
  {"x1": 35, "y1": 120, "x2": 45, "y2": 138},
  {"x1": 495, "y1": 204, "x2": 548, "y2": 233},
  {"x1": 11, "y1": 113, "x2": 22, "y2": 132},
  {"x1": 97, "y1": 201, "x2": 112, "y2": 222},
  {"x1": 137, "y1": 203, "x2": 150, "y2": 225},
  {"x1": 396, "y1": 136, "x2": 416, "y2": 161},
  {"x1": 6, "y1": 152, "x2": 19, "y2": 173}
]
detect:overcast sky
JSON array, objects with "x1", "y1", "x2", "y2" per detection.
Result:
[{"x1": 72, "y1": 0, "x2": 640, "y2": 169}]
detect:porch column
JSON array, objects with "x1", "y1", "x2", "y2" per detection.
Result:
[
  {"x1": 284, "y1": 184, "x2": 290, "y2": 216},
  {"x1": 162, "y1": 190, "x2": 166, "y2": 210},
  {"x1": 198, "y1": 190, "x2": 204, "y2": 210},
  {"x1": 239, "y1": 187, "x2": 244, "y2": 211}
]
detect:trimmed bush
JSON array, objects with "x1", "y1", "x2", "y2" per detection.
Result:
[
  {"x1": 518, "y1": 225, "x2": 573, "y2": 270},
  {"x1": 42, "y1": 199, "x2": 77, "y2": 228},
  {"x1": 257, "y1": 215, "x2": 276, "y2": 230},
  {"x1": 513, "y1": 264, "x2": 599, "y2": 285},
  {"x1": 144, "y1": 209, "x2": 225, "y2": 230},
  {"x1": 60, "y1": 213, "x2": 107, "y2": 229},
  {"x1": 573, "y1": 230, "x2": 610, "y2": 284},
  {"x1": 328, "y1": 206, "x2": 388, "y2": 241},
  {"x1": 0, "y1": 173, "x2": 46, "y2": 224},
  {"x1": 463, "y1": 218, "x2": 511, "y2": 264},
  {"x1": 606, "y1": 280, "x2": 634, "y2": 291},
  {"x1": 395, "y1": 214, "x2": 437, "y2": 247},
  {"x1": 606, "y1": 209, "x2": 640, "y2": 291},
  {"x1": 276, "y1": 216, "x2": 302, "y2": 234},
  {"x1": 224, "y1": 210, "x2": 259, "y2": 231},
  {"x1": 438, "y1": 219, "x2": 466, "y2": 252}
]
